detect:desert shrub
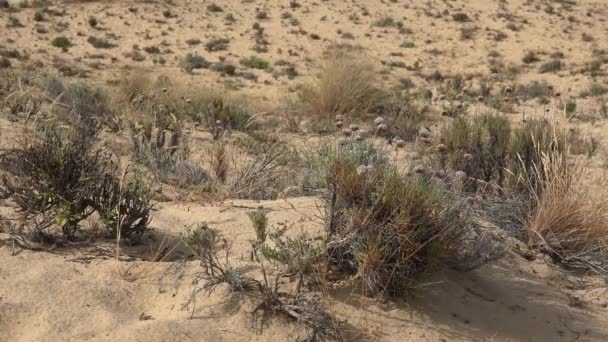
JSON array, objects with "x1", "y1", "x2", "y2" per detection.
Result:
[
  {"x1": 305, "y1": 139, "x2": 385, "y2": 191},
  {"x1": 51, "y1": 36, "x2": 71, "y2": 49},
  {"x1": 33, "y1": 10, "x2": 44, "y2": 21},
  {"x1": 298, "y1": 47, "x2": 384, "y2": 128},
  {"x1": 440, "y1": 113, "x2": 511, "y2": 191},
  {"x1": 516, "y1": 80, "x2": 554, "y2": 100},
  {"x1": 189, "y1": 97, "x2": 255, "y2": 131},
  {"x1": 87, "y1": 36, "x2": 115, "y2": 49},
  {"x1": 379, "y1": 94, "x2": 429, "y2": 141},
  {"x1": 507, "y1": 119, "x2": 565, "y2": 195},
  {"x1": 128, "y1": 121, "x2": 207, "y2": 188},
  {"x1": 539, "y1": 60, "x2": 562, "y2": 73},
  {"x1": 93, "y1": 171, "x2": 153, "y2": 241},
  {"x1": 229, "y1": 142, "x2": 291, "y2": 200},
  {"x1": 241, "y1": 56, "x2": 269, "y2": 70},
  {"x1": 248, "y1": 208, "x2": 268, "y2": 245},
  {"x1": 260, "y1": 231, "x2": 324, "y2": 292},
  {"x1": 522, "y1": 51, "x2": 540, "y2": 64},
  {"x1": 42, "y1": 76, "x2": 119, "y2": 131},
  {"x1": 0, "y1": 71, "x2": 44, "y2": 118},
  {"x1": 181, "y1": 223, "x2": 258, "y2": 300},
  {"x1": 88, "y1": 15, "x2": 97, "y2": 27},
  {"x1": 181, "y1": 223, "x2": 339, "y2": 341},
  {"x1": 205, "y1": 38, "x2": 230, "y2": 52},
  {"x1": 0, "y1": 123, "x2": 108, "y2": 239},
  {"x1": 452, "y1": 13, "x2": 470, "y2": 22},
  {"x1": 181, "y1": 53, "x2": 210, "y2": 73},
  {"x1": 319, "y1": 142, "x2": 470, "y2": 296},
  {"x1": 0, "y1": 122, "x2": 151, "y2": 241}
]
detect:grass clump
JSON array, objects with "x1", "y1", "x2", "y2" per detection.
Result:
[
  {"x1": 241, "y1": 56, "x2": 269, "y2": 70},
  {"x1": 298, "y1": 47, "x2": 384, "y2": 127},
  {"x1": 524, "y1": 147, "x2": 608, "y2": 275}
]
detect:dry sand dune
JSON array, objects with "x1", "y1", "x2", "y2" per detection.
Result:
[{"x1": 2, "y1": 0, "x2": 608, "y2": 341}]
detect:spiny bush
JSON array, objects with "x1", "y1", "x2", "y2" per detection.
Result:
[
  {"x1": 298, "y1": 47, "x2": 384, "y2": 129},
  {"x1": 319, "y1": 142, "x2": 470, "y2": 296}
]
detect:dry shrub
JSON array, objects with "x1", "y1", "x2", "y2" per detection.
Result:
[
  {"x1": 440, "y1": 113, "x2": 511, "y2": 191},
  {"x1": 320, "y1": 141, "x2": 471, "y2": 296},
  {"x1": 507, "y1": 119, "x2": 565, "y2": 195},
  {"x1": 42, "y1": 76, "x2": 119, "y2": 131},
  {"x1": 0, "y1": 121, "x2": 152, "y2": 242},
  {"x1": 229, "y1": 141, "x2": 292, "y2": 200},
  {"x1": 128, "y1": 120, "x2": 207, "y2": 188},
  {"x1": 298, "y1": 46, "x2": 384, "y2": 127},
  {"x1": 115, "y1": 73, "x2": 255, "y2": 131},
  {"x1": 181, "y1": 223, "x2": 340, "y2": 341},
  {"x1": 525, "y1": 153, "x2": 608, "y2": 274}
]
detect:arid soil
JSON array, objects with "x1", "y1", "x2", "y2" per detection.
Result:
[{"x1": 1, "y1": 0, "x2": 608, "y2": 341}]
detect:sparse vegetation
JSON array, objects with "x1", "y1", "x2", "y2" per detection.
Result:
[
  {"x1": 298, "y1": 46, "x2": 384, "y2": 127},
  {"x1": 3, "y1": 1, "x2": 608, "y2": 340},
  {"x1": 51, "y1": 36, "x2": 71, "y2": 49},
  {"x1": 241, "y1": 56, "x2": 269, "y2": 70}
]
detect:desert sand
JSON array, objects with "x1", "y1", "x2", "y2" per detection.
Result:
[{"x1": 1, "y1": 0, "x2": 608, "y2": 341}]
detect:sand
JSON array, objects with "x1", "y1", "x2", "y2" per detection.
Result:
[{"x1": 2, "y1": 0, "x2": 608, "y2": 341}]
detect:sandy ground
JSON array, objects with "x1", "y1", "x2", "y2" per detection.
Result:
[
  {"x1": 2, "y1": 197, "x2": 608, "y2": 341},
  {"x1": 2, "y1": 0, "x2": 608, "y2": 341}
]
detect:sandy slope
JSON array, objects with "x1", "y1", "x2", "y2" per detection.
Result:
[
  {"x1": 2, "y1": 197, "x2": 608, "y2": 341},
  {"x1": 2, "y1": 0, "x2": 608, "y2": 341}
]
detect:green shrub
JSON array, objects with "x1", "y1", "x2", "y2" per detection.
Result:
[
  {"x1": 322, "y1": 152, "x2": 470, "y2": 296},
  {"x1": 51, "y1": 36, "x2": 71, "y2": 49},
  {"x1": 88, "y1": 16, "x2": 98, "y2": 28},
  {"x1": 248, "y1": 208, "x2": 268, "y2": 244},
  {"x1": 241, "y1": 56, "x2": 269, "y2": 70}
]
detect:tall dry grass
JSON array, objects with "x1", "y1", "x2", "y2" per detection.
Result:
[
  {"x1": 522, "y1": 143, "x2": 608, "y2": 273},
  {"x1": 298, "y1": 47, "x2": 384, "y2": 122}
]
